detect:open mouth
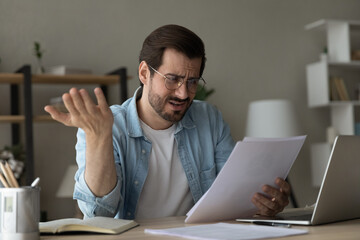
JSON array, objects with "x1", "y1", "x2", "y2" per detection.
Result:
[{"x1": 168, "y1": 99, "x2": 188, "y2": 111}]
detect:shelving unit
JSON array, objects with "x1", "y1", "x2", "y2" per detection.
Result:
[
  {"x1": 305, "y1": 19, "x2": 360, "y2": 186},
  {"x1": 0, "y1": 65, "x2": 129, "y2": 185}
]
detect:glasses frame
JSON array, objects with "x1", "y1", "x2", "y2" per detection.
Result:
[{"x1": 148, "y1": 64, "x2": 206, "y2": 94}]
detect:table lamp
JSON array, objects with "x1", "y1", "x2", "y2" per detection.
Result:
[
  {"x1": 245, "y1": 99, "x2": 301, "y2": 207},
  {"x1": 56, "y1": 164, "x2": 83, "y2": 218},
  {"x1": 56, "y1": 164, "x2": 78, "y2": 198},
  {"x1": 246, "y1": 99, "x2": 301, "y2": 138}
]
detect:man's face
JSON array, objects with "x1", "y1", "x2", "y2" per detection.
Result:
[{"x1": 147, "y1": 48, "x2": 202, "y2": 123}]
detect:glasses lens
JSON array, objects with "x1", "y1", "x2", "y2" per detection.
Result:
[
  {"x1": 188, "y1": 78, "x2": 205, "y2": 93},
  {"x1": 165, "y1": 76, "x2": 181, "y2": 90}
]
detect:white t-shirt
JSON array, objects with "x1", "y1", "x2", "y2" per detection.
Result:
[{"x1": 135, "y1": 121, "x2": 193, "y2": 219}]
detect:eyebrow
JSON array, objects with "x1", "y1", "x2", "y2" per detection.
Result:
[{"x1": 165, "y1": 73, "x2": 200, "y2": 80}]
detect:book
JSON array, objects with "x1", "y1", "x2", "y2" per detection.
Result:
[
  {"x1": 39, "y1": 216, "x2": 138, "y2": 235},
  {"x1": 329, "y1": 77, "x2": 340, "y2": 101},
  {"x1": 46, "y1": 65, "x2": 92, "y2": 75},
  {"x1": 333, "y1": 77, "x2": 350, "y2": 101}
]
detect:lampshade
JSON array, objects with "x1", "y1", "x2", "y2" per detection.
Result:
[
  {"x1": 245, "y1": 99, "x2": 301, "y2": 138},
  {"x1": 56, "y1": 164, "x2": 78, "y2": 198}
]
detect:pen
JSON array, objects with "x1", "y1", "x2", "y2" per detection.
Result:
[
  {"x1": 0, "y1": 162, "x2": 14, "y2": 187},
  {"x1": 253, "y1": 221, "x2": 291, "y2": 228},
  {"x1": 31, "y1": 177, "x2": 40, "y2": 187},
  {"x1": 5, "y1": 162, "x2": 19, "y2": 188},
  {"x1": 0, "y1": 172, "x2": 10, "y2": 188}
]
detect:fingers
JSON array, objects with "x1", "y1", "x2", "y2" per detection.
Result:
[
  {"x1": 65, "y1": 88, "x2": 99, "y2": 115},
  {"x1": 62, "y1": 91, "x2": 80, "y2": 116},
  {"x1": 79, "y1": 89, "x2": 97, "y2": 114},
  {"x1": 44, "y1": 105, "x2": 72, "y2": 126},
  {"x1": 252, "y1": 193, "x2": 278, "y2": 216},
  {"x1": 252, "y1": 178, "x2": 291, "y2": 217},
  {"x1": 45, "y1": 88, "x2": 112, "y2": 132},
  {"x1": 68, "y1": 88, "x2": 87, "y2": 115},
  {"x1": 275, "y1": 177, "x2": 291, "y2": 197},
  {"x1": 94, "y1": 87, "x2": 109, "y2": 112}
]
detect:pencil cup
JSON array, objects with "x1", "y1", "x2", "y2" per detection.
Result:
[{"x1": 0, "y1": 187, "x2": 40, "y2": 240}]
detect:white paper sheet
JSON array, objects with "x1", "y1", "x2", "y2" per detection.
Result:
[
  {"x1": 185, "y1": 136, "x2": 306, "y2": 223},
  {"x1": 145, "y1": 222, "x2": 308, "y2": 240}
]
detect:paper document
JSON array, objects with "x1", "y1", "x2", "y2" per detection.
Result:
[
  {"x1": 185, "y1": 136, "x2": 306, "y2": 223},
  {"x1": 145, "y1": 222, "x2": 308, "y2": 240}
]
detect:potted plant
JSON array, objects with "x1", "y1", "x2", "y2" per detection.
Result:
[{"x1": 33, "y1": 41, "x2": 45, "y2": 74}]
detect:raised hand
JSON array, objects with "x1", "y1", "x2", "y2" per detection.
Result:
[
  {"x1": 45, "y1": 87, "x2": 117, "y2": 197},
  {"x1": 44, "y1": 87, "x2": 114, "y2": 136}
]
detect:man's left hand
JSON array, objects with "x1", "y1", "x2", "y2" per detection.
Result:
[{"x1": 251, "y1": 177, "x2": 291, "y2": 216}]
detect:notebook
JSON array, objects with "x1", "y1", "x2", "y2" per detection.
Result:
[{"x1": 237, "y1": 135, "x2": 360, "y2": 226}]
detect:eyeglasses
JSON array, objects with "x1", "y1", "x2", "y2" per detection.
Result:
[{"x1": 148, "y1": 65, "x2": 206, "y2": 94}]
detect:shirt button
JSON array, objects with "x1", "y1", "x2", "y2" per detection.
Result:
[
  {"x1": 134, "y1": 180, "x2": 139, "y2": 186},
  {"x1": 127, "y1": 212, "x2": 131, "y2": 217},
  {"x1": 142, "y1": 149, "x2": 146, "y2": 154}
]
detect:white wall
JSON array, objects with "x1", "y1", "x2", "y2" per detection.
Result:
[{"x1": 1, "y1": 0, "x2": 359, "y2": 220}]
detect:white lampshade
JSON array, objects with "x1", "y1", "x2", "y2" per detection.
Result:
[
  {"x1": 56, "y1": 164, "x2": 78, "y2": 198},
  {"x1": 245, "y1": 99, "x2": 301, "y2": 138}
]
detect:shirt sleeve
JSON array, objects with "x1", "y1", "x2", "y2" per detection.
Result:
[
  {"x1": 73, "y1": 128, "x2": 123, "y2": 218},
  {"x1": 213, "y1": 106, "x2": 236, "y2": 173}
]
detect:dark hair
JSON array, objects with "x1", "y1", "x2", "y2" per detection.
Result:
[{"x1": 139, "y1": 24, "x2": 206, "y2": 85}]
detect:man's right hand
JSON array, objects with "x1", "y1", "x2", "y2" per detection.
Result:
[
  {"x1": 44, "y1": 87, "x2": 117, "y2": 197},
  {"x1": 44, "y1": 87, "x2": 114, "y2": 135}
]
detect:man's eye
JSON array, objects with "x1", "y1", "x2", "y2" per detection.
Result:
[
  {"x1": 188, "y1": 79, "x2": 199, "y2": 85},
  {"x1": 166, "y1": 75, "x2": 179, "y2": 82}
]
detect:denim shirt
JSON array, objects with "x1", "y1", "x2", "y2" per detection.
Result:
[{"x1": 73, "y1": 87, "x2": 235, "y2": 219}]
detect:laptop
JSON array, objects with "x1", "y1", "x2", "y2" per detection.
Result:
[{"x1": 237, "y1": 135, "x2": 360, "y2": 226}]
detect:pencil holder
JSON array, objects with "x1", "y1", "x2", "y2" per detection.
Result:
[{"x1": 0, "y1": 187, "x2": 40, "y2": 240}]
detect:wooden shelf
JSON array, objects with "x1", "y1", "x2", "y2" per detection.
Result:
[
  {"x1": 0, "y1": 115, "x2": 54, "y2": 123},
  {"x1": 328, "y1": 61, "x2": 360, "y2": 68},
  {"x1": 32, "y1": 74, "x2": 120, "y2": 85},
  {"x1": 0, "y1": 73, "x2": 24, "y2": 83},
  {"x1": 0, "y1": 73, "x2": 130, "y2": 85}
]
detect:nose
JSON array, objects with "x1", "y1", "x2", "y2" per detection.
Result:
[{"x1": 174, "y1": 80, "x2": 189, "y2": 99}]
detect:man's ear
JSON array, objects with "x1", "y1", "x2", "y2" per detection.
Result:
[{"x1": 139, "y1": 61, "x2": 150, "y2": 86}]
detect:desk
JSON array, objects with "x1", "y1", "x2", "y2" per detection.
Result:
[{"x1": 40, "y1": 216, "x2": 360, "y2": 240}]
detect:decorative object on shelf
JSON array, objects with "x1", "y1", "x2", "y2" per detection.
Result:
[
  {"x1": 47, "y1": 65, "x2": 92, "y2": 75},
  {"x1": 320, "y1": 47, "x2": 328, "y2": 61},
  {"x1": 33, "y1": 41, "x2": 45, "y2": 74},
  {"x1": 194, "y1": 85, "x2": 215, "y2": 100},
  {"x1": 0, "y1": 145, "x2": 25, "y2": 179}
]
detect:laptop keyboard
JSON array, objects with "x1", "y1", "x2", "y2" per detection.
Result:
[
  {"x1": 283, "y1": 213, "x2": 313, "y2": 221},
  {"x1": 277, "y1": 208, "x2": 314, "y2": 221}
]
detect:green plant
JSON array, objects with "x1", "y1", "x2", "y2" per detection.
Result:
[
  {"x1": 33, "y1": 41, "x2": 45, "y2": 73},
  {"x1": 194, "y1": 85, "x2": 215, "y2": 100},
  {"x1": 3, "y1": 144, "x2": 25, "y2": 162}
]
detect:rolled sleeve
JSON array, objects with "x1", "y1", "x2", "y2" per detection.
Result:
[{"x1": 73, "y1": 171, "x2": 122, "y2": 218}]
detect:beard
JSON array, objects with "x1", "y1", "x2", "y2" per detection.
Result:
[{"x1": 148, "y1": 87, "x2": 191, "y2": 123}]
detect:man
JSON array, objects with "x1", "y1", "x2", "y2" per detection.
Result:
[{"x1": 44, "y1": 24, "x2": 290, "y2": 220}]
